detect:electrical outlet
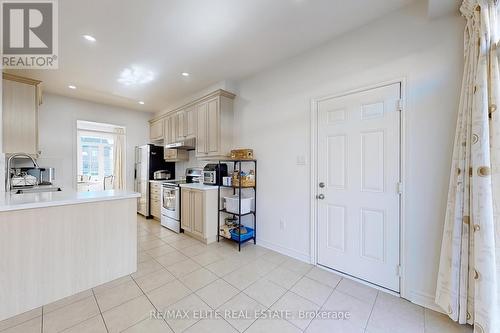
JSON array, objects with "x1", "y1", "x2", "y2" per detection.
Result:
[
  {"x1": 279, "y1": 219, "x2": 286, "y2": 231},
  {"x1": 296, "y1": 155, "x2": 306, "y2": 165}
]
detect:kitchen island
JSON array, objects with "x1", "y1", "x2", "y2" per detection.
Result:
[{"x1": 0, "y1": 190, "x2": 140, "y2": 321}]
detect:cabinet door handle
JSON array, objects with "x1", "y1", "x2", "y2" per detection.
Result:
[{"x1": 316, "y1": 194, "x2": 325, "y2": 200}]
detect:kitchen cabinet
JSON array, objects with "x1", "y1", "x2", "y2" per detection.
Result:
[
  {"x1": 196, "y1": 98, "x2": 220, "y2": 155},
  {"x1": 169, "y1": 115, "x2": 177, "y2": 143},
  {"x1": 164, "y1": 115, "x2": 177, "y2": 145},
  {"x1": 174, "y1": 107, "x2": 196, "y2": 141},
  {"x1": 180, "y1": 187, "x2": 218, "y2": 243},
  {"x1": 196, "y1": 102, "x2": 208, "y2": 156},
  {"x1": 175, "y1": 110, "x2": 185, "y2": 141},
  {"x1": 196, "y1": 93, "x2": 235, "y2": 159},
  {"x1": 149, "y1": 119, "x2": 165, "y2": 142},
  {"x1": 149, "y1": 119, "x2": 164, "y2": 142},
  {"x1": 182, "y1": 188, "x2": 204, "y2": 236},
  {"x1": 185, "y1": 106, "x2": 197, "y2": 139},
  {"x1": 148, "y1": 89, "x2": 235, "y2": 159},
  {"x1": 2, "y1": 73, "x2": 42, "y2": 156},
  {"x1": 150, "y1": 181, "x2": 161, "y2": 220}
]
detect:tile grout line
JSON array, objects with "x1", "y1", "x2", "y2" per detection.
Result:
[
  {"x1": 244, "y1": 266, "x2": 314, "y2": 332},
  {"x1": 6, "y1": 217, "x2": 394, "y2": 333},
  {"x1": 134, "y1": 258, "x2": 238, "y2": 333},
  {"x1": 212, "y1": 282, "x2": 267, "y2": 333},
  {"x1": 91, "y1": 289, "x2": 109, "y2": 333},
  {"x1": 364, "y1": 290, "x2": 379, "y2": 330},
  {"x1": 170, "y1": 244, "x2": 273, "y2": 332},
  {"x1": 129, "y1": 272, "x2": 177, "y2": 333},
  {"x1": 301, "y1": 276, "x2": 339, "y2": 332},
  {"x1": 271, "y1": 266, "x2": 321, "y2": 332},
  {"x1": 423, "y1": 307, "x2": 427, "y2": 332}
]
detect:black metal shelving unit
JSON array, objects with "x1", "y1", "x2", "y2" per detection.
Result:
[{"x1": 217, "y1": 159, "x2": 257, "y2": 251}]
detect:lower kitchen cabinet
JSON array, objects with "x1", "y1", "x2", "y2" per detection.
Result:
[
  {"x1": 150, "y1": 181, "x2": 161, "y2": 220},
  {"x1": 180, "y1": 187, "x2": 218, "y2": 244}
]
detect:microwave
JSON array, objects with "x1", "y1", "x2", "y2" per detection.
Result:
[{"x1": 203, "y1": 164, "x2": 228, "y2": 185}]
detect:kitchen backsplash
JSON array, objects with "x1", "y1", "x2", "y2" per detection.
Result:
[{"x1": 174, "y1": 150, "x2": 207, "y2": 179}]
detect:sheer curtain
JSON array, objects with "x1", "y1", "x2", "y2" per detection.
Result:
[
  {"x1": 113, "y1": 127, "x2": 125, "y2": 190},
  {"x1": 435, "y1": 1, "x2": 500, "y2": 332}
]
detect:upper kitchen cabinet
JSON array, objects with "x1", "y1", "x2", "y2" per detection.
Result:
[
  {"x1": 149, "y1": 89, "x2": 235, "y2": 159},
  {"x1": 165, "y1": 114, "x2": 176, "y2": 144},
  {"x1": 168, "y1": 108, "x2": 196, "y2": 143},
  {"x1": 2, "y1": 73, "x2": 42, "y2": 157},
  {"x1": 175, "y1": 110, "x2": 185, "y2": 141},
  {"x1": 195, "y1": 91, "x2": 235, "y2": 159},
  {"x1": 185, "y1": 105, "x2": 197, "y2": 139},
  {"x1": 149, "y1": 118, "x2": 164, "y2": 142},
  {"x1": 174, "y1": 106, "x2": 196, "y2": 141}
]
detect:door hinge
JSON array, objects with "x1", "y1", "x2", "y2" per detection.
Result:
[
  {"x1": 397, "y1": 182, "x2": 403, "y2": 194},
  {"x1": 396, "y1": 265, "x2": 402, "y2": 276},
  {"x1": 397, "y1": 99, "x2": 404, "y2": 112}
]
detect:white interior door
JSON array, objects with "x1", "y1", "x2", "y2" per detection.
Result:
[{"x1": 316, "y1": 83, "x2": 401, "y2": 292}]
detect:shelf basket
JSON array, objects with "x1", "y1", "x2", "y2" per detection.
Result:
[{"x1": 232, "y1": 172, "x2": 255, "y2": 187}]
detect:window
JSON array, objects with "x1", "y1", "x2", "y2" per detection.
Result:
[
  {"x1": 76, "y1": 121, "x2": 125, "y2": 192},
  {"x1": 79, "y1": 134, "x2": 114, "y2": 179}
]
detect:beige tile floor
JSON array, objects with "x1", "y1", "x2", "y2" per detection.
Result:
[{"x1": 0, "y1": 215, "x2": 473, "y2": 333}]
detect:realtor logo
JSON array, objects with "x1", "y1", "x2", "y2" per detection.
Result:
[{"x1": 2, "y1": 0, "x2": 58, "y2": 69}]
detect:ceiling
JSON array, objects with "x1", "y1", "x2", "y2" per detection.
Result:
[{"x1": 7, "y1": 0, "x2": 415, "y2": 112}]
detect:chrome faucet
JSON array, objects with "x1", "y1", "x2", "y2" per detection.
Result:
[{"x1": 6, "y1": 153, "x2": 40, "y2": 192}]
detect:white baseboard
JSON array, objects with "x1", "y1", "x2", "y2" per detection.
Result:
[
  {"x1": 257, "y1": 238, "x2": 310, "y2": 263},
  {"x1": 408, "y1": 290, "x2": 445, "y2": 314},
  {"x1": 257, "y1": 238, "x2": 442, "y2": 315}
]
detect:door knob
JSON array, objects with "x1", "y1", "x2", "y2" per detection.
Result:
[
  {"x1": 319, "y1": 182, "x2": 325, "y2": 188},
  {"x1": 316, "y1": 194, "x2": 325, "y2": 200}
]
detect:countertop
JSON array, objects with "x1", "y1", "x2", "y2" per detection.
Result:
[
  {"x1": 149, "y1": 179, "x2": 171, "y2": 183},
  {"x1": 0, "y1": 190, "x2": 140, "y2": 212},
  {"x1": 179, "y1": 183, "x2": 219, "y2": 191}
]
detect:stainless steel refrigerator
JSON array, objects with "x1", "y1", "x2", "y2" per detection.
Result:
[{"x1": 134, "y1": 144, "x2": 175, "y2": 217}]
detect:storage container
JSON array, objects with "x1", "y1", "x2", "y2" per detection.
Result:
[
  {"x1": 232, "y1": 170, "x2": 256, "y2": 187},
  {"x1": 230, "y1": 226, "x2": 254, "y2": 242},
  {"x1": 224, "y1": 195, "x2": 254, "y2": 214},
  {"x1": 230, "y1": 149, "x2": 254, "y2": 160}
]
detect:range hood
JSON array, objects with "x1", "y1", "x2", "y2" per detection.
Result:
[{"x1": 165, "y1": 137, "x2": 196, "y2": 150}]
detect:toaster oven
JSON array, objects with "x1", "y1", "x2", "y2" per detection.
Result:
[
  {"x1": 203, "y1": 164, "x2": 228, "y2": 185},
  {"x1": 153, "y1": 170, "x2": 171, "y2": 180}
]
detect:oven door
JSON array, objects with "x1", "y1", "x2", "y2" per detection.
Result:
[{"x1": 161, "y1": 185, "x2": 179, "y2": 220}]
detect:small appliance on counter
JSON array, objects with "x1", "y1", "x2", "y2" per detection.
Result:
[
  {"x1": 203, "y1": 163, "x2": 228, "y2": 185},
  {"x1": 153, "y1": 170, "x2": 171, "y2": 180}
]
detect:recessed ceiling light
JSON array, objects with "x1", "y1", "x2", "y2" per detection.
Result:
[
  {"x1": 138, "y1": 101, "x2": 145, "y2": 105},
  {"x1": 68, "y1": 85, "x2": 77, "y2": 89},
  {"x1": 181, "y1": 72, "x2": 190, "y2": 77},
  {"x1": 118, "y1": 66, "x2": 155, "y2": 86},
  {"x1": 82, "y1": 35, "x2": 96, "y2": 42}
]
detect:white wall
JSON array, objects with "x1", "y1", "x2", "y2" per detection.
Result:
[
  {"x1": 37, "y1": 94, "x2": 152, "y2": 191},
  {"x1": 232, "y1": 1, "x2": 463, "y2": 311}
]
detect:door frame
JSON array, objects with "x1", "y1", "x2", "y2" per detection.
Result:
[{"x1": 309, "y1": 78, "x2": 408, "y2": 297}]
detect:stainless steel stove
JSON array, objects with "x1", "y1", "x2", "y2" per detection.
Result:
[{"x1": 160, "y1": 168, "x2": 202, "y2": 233}]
